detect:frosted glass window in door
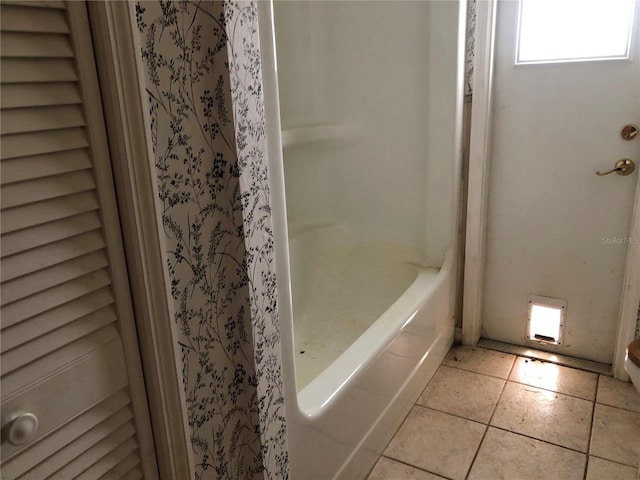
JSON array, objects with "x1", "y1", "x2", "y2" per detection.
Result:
[{"x1": 516, "y1": 0, "x2": 636, "y2": 64}]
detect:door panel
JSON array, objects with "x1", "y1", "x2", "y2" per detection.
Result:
[
  {"x1": 483, "y1": 0, "x2": 640, "y2": 363},
  {"x1": 0, "y1": 1, "x2": 157, "y2": 477}
]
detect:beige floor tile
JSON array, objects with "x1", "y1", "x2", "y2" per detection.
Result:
[
  {"x1": 586, "y1": 457, "x2": 638, "y2": 480},
  {"x1": 384, "y1": 406, "x2": 485, "y2": 480},
  {"x1": 590, "y1": 403, "x2": 640, "y2": 467},
  {"x1": 443, "y1": 345, "x2": 515, "y2": 379},
  {"x1": 468, "y1": 427, "x2": 585, "y2": 480},
  {"x1": 509, "y1": 357, "x2": 597, "y2": 400},
  {"x1": 367, "y1": 457, "x2": 446, "y2": 480},
  {"x1": 597, "y1": 375, "x2": 640, "y2": 413},
  {"x1": 491, "y1": 381, "x2": 593, "y2": 452},
  {"x1": 417, "y1": 365, "x2": 504, "y2": 423}
]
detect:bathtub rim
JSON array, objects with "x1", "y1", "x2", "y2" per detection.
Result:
[{"x1": 295, "y1": 245, "x2": 454, "y2": 418}]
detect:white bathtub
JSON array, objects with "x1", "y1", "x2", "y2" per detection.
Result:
[
  {"x1": 257, "y1": 0, "x2": 464, "y2": 476},
  {"x1": 270, "y1": 217, "x2": 455, "y2": 479},
  {"x1": 277, "y1": 222, "x2": 456, "y2": 479},
  {"x1": 289, "y1": 246, "x2": 456, "y2": 479}
]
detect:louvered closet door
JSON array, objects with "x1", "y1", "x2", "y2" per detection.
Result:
[{"x1": 1, "y1": 2, "x2": 158, "y2": 478}]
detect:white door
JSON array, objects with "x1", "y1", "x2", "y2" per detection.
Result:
[
  {"x1": 482, "y1": 0, "x2": 640, "y2": 364},
  {"x1": 1, "y1": 1, "x2": 158, "y2": 477}
]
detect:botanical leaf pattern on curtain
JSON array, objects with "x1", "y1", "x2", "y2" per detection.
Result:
[
  {"x1": 223, "y1": 1, "x2": 288, "y2": 477},
  {"x1": 136, "y1": 1, "x2": 287, "y2": 478}
]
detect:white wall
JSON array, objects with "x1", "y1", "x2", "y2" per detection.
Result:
[{"x1": 273, "y1": 1, "x2": 459, "y2": 266}]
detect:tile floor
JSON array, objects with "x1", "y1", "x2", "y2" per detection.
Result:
[{"x1": 367, "y1": 345, "x2": 640, "y2": 480}]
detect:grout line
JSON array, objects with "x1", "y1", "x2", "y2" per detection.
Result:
[
  {"x1": 588, "y1": 454, "x2": 640, "y2": 470},
  {"x1": 487, "y1": 424, "x2": 589, "y2": 455},
  {"x1": 439, "y1": 361, "x2": 512, "y2": 381},
  {"x1": 584, "y1": 375, "x2": 599, "y2": 480},
  {"x1": 442, "y1": 363, "x2": 510, "y2": 380},
  {"x1": 380, "y1": 455, "x2": 456, "y2": 480},
  {"x1": 415, "y1": 368, "x2": 506, "y2": 410},
  {"x1": 442, "y1": 350, "x2": 514, "y2": 381},
  {"x1": 595, "y1": 400, "x2": 640, "y2": 415},
  {"x1": 463, "y1": 352, "x2": 517, "y2": 480},
  {"x1": 413, "y1": 404, "x2": 487, "y2": 427},
  {"x1": 506, "y1": 377, "x2": 596, "y2": 403}
]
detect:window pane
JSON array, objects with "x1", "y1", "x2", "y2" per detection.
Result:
[{"x1": 517, "y1": 0, "x2": 636, "y2": 64}]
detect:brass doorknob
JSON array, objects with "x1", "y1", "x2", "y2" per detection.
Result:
[{"x1": 596, "y1": 159, "x2": 635, "y2": 176}]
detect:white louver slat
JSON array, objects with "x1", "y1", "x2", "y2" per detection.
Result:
[
  {"x1": 1, "y1": 31, "x2": 74, "y2": 58},
  {"x1": 1, "y1": 128, "x2": 88, "y2": 159},
  {"x1": 0, "y1": 169, "x2": 96, "y2": 209},
  {"x1": 0, "y1": 82, "x2": 81, "y2": 109},
  {"x1": 73, "y1": 434, "x2": 139, "y2": 480},
  {"x1": 1, "y1": 104, "x2": 85, "y2": 134},
  {"x1": 0, "y1": 4, "x2": 69, "y2": 33},
  {"x1": 20, "y1": 408, "x2": 135, "y2": 480},
  {"x1": 1, "y1": 287, "x2": 113, "y2": 351},
  {"x1": 1, "y1": 391, "x2": 131, "y2": 478},
  {"x1": 2, "y1": 324, "x2": 121, "y2": 398},
  {"x1": 1, "y1": 149, "x2": 92, "y2": 185},
  {"x1": 0, "y1": 58, "x2": 78, "y2": 83},
  {"x1": 1, "y1": 230, "x2": 105, "y2": 282},
  {"x1": 1, "y1": 211, "x2": 102, "y2": 256},
  {"x1": 1, "y1": 1, "x2": 156, "y2": 478},
  {"x1": 0, "y1": 1, "x2": 65, "y2": 9},
  {"x1": 1, "y1": 249, "x2": 108, "y2": 304},
  {"x1": 121, "y1": 468, "x2": 144, "y2": 480},
  {"x1": 98, "y1": 452, "x2": 142, "y2": 480},
  {"x1": 1, "y1": 271, "x2": 112, "y2": 329},
  {"x1": 1, "y1": 191, "x2": 100, "y2": 233},
  {"x1": 1, "y1": 306, "x2": 118, "y2": 375}
]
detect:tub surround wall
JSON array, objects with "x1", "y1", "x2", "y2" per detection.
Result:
[
  {"x1": 424, "y1": 0, "x2": 463, "y2": 270},
  {"x1": 274, "y1": 1, "x2": 456, "y2": 269},
  {"x1": 275, "y1": 1, "x2": 434, "y2": 251},
  {"x1": 136, "y1": 1, "x2": 287, "y2": 478}
]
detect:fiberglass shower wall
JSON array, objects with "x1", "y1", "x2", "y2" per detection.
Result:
[{"x1": 274, "y1": 1, "x2": 459, "y2": 268}]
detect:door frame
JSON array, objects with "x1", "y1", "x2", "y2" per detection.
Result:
[
  {"x1": 462, "y1": 0, "x2": 640, "y2": 380},
  {"x1": 86, "y1": 2, "x2": 193, "y2": 478}
]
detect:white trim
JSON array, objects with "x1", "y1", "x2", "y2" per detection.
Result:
[
  {"x1": 462, "y1": 0, "x2": 497, "y2": 346},
  {"x1": 87, "y1": 3, "x2": 193, "y2": 478},
  {"x1": 613, "y1": 179, "x2": 640, "y2": 380}
]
